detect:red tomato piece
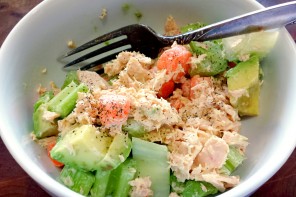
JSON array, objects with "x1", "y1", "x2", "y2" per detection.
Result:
[
  {"x1": 157, "y1": 44, "x2": 192, "y2": 82},
  {"x1": 157, "y1": 80, "x2": 175, "y2": 99}
]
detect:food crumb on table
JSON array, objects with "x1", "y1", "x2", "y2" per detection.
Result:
[
  {"x1": 99, "y1": 8, "x2": 107, "y2": 19},
  {"x1": 67, "y1": 40, "x2": 76, "y2": 49}
]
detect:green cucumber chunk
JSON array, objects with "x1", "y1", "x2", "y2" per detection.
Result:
[
  {"x1": 122, "y1": 119, "x2": 146, "y2": 137},
  {"x1": 106, "y1": 158, "x2": 137, "y2": 197},
  {"x1": 182, "y1": 180, "x2": 218, "y2": 197},
  {"x1": 61, "y1": 71, "x2": 80, "y2": 89},
  {"x1": 189, "y1": 41, "x2": 228, "y2": 76},
  {"x1": 48, "y1": 81, "x2": 88, "y2": 118},
  {"x1": 98, "y1": 133, "x2": 132, "y2": 171},
  {"x1": 132, "y1": 137, "x2": 170, "y2": 197},
  {"x1": 50, "y1": 124, "x2": 112, "y2": 171},
  {"x1": 59, "y1": 165, "x2": 95, "y2": 196},
  {"x1": 220, "y1": 146, "x2": 245, "y2": 175},
  {"x1": 33, "y1": 91, "x2": 54, "y2": 112},
  {"x1": 90, "y1": 170, "x2": 111, "y2": 197}
]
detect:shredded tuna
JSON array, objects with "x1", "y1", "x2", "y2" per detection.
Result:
[{"x1": 129, "y1": 177, "x2": 154, "y2": 197}]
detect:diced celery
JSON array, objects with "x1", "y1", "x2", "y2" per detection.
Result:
[
  {"x1": 90, "y1": 170, "x2": 111, "y2": 197},
  {"x1": 220, "y1": 146, "x2": 245, "y2": 175},
  {"x1": 33, "y1": 104, "x2": 58, "y2": 139},
  {"x1": 106, "y1": 158, "x2": 137, "y2": 197},
  {"x1": 59, "y1": 165, "x2": 95, "y2": 196},
  {"x1": 122, "y1": 119, "x2": 146, "y2": 137},
  {"x1": 132, "y1": 137, "x2": 170, "y2": 197},
  {"x1": 182, "y1": 181, "x2": 218, "y2": 197},
  {"x1": 48, "y1": 81, "x2": 88, "y2": 118},
  {"x1": 33, "y1": 91, "x2": 54, "y2": 112},
  {"x1": 61, "y1": 71, "x2": 80, "y2": 89}
]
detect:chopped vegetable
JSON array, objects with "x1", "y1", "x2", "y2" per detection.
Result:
[
  {"x1": 59, "y1": 165, "x2": 95, "y2": 196},
  {"x1": 157, "y1": 44, "x2": 192, "y2": 82},
  {"x1": 47, "y1": 142, "x2": 64, "y2": 167},
  {"x1": 48, "y1": 81, "x2": 88, "y2": 118},
  {"x1": 220, "y1": 146, "x2": 246, "y2": 175},
  {"x1": 157, "y1": 79, "x2": 175, "y2": 99},
  {"x1": 132, "y1": 137, "x2": 170, "y2": 197}
]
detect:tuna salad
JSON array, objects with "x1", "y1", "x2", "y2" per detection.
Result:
[{"x1": 32, "y1": 17, "x2": 278, "y2": 197}]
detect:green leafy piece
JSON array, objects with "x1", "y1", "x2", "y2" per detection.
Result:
[
  {"x1": 189, "y1": 41, "x2": 228, "y2": 76},
  {"x1": 90, "y1": 170, "x2": 111, "y2": 197},
  {"x1": 220, "y1": 146, "x2": 245, "y2": 175},
  {"x1": 122, "y1": 119, "x2": 146, "y2": 137},
  {"x1": 180, "y1": 22, "x2": 206, "y2": 33},
  {"x1": 122, "y1": 3, "x2": 131, "y2": 13},
  {"x1": 48, "y1": 81, "x2": 88, "y2": 118},
  {"x1": 61, "y1": 71, "x2": 80, "y2": 89},
  {"x1": 132, "y1": 137, "x2": 170, "y2": 197},
  {"x1": 59, "y1": 165, "x2": 95, "y2": 196},
  {"x1": 182, "y1": 180, "x2": 218, "y2": 197},
  {"x1": 33, "y1": 91, "x2": 54, "y2": 112},
  {"x1": 106, "y1": 158, "x2": 137, "y2": 197}
]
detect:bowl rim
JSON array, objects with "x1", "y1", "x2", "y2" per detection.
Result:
[{"x1": 0, "y1": 0, "x2": 295, "y2": 196}]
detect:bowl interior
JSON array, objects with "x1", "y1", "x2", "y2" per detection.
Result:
[{"x1": 0, "y1": 0, "x2": 295, "y2": 196}]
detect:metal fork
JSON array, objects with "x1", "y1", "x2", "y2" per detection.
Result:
[{"x1": 63, "y1": 1, "x2": 296, "y2": 72}]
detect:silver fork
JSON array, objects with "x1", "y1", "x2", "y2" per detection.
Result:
[{"x1": 63, "y1": 1, "x2": 296, "y2": 72}]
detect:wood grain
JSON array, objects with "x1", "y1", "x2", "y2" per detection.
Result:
[{"x1": 0, "y1": 0, "x2": 295, "y2": 196}]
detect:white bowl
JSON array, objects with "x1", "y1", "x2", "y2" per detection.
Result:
[{"x1": 0, "y1": 0, "x2": 295, "y2": 196}]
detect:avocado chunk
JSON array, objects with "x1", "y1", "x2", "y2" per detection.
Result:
[
  {"x1": 223, "y1": 31, "x2": 279, "y2": 61},
  {"x1": 226, "y1": 56, "x2": 260, "y2": 116},
  {"x1": 33, "y1": 103, "x2": 58, "y2": 139},
  {"x1": 98, "y1": 133, "x2": 132, "y2": 171},
  {"x1": 59, "y1": 165, "x2": 95, "y2": 196},
  {"x1": 50, "y1": 124, "x2": 112, "y2": 171}
]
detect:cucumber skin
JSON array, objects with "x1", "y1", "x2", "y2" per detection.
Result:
[
  {"x1": 90, "y1": 170, "x2": 111, "y2": 197},
  {"x1": 59, "y1": 165, "x2": 95, "y2": 196},
  {"x1": 106, "y1": 158, "x2": 137, "y2": 197}
]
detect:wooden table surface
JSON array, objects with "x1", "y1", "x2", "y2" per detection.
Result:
[{"x1": 0, "y1": 0, "x2": 295, "y2": 196}]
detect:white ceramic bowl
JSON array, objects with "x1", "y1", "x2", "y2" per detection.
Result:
[{"x1": 0, "y1": 0, "x2": 295, "y2": 196}]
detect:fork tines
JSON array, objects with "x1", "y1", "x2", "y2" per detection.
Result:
[{"x1": 63, "y1": 26, "x2": 133, "y2": 71}]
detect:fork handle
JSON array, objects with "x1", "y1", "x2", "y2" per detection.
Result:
[{"x1": 172, "y1": 1, "x2": 296, "y2": 43}]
